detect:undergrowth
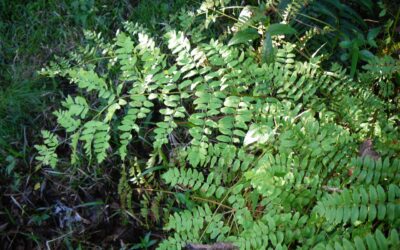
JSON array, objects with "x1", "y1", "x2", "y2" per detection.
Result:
[
  {"x1": 2, "y1": 0, "x2": 400, "y2": 249},
  {"x1": 34, "y1": 0, "x2": 400, "y2": 249}
]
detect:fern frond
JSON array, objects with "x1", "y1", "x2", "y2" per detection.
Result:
[
  {"x1": 158, "y1": 204, "x2": 227, "y2": 250},
  {"x1": 313, "y1": 229, "x2": 400, "y2": 250},
  {"x1": 349, "y1": 157, "x2": 400, "y2": 186},
  {"x1": 61, "y1": 95, "x2": 89, "y2": 119},
  {"x1": 68, "y1": 69, "x2": 113, "y2": 100},
  {"x1": 115, "y1": 32, "x2": 137, "y2": 81},
  {"x1": 314, "y1": 184, "x2": 400, "y2": 225},
  {"x1": 80, "y1": 120, "x2": 110, "y2": 163},
  {"x1": 163, "y1": 167, "x2": 226, "y2": 198},
  {"x1": 282, "y1": 0, "x2": 310, "y2": 24},
  {"x1": 34, "y1": 130, "x2": 59, "y2": 168},
  {"x1": 53, "y1": 110, "x2": 81, "y2": 133}
]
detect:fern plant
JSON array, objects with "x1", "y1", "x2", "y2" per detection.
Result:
[{"x1": 35, "y1": 2, "x2": 399, "y2": 248}]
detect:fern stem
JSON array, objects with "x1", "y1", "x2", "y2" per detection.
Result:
[
  {"x1": 199, "y1": 183, "x2": 234, "y2": 241},
  {"x1": 133, "y1": 188, "x2": 234, "y2": 210}
]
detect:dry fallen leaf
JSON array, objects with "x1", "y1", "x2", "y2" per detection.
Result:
[{"x1": 359, "y1": 139, "x2": 380, "y2": 160}]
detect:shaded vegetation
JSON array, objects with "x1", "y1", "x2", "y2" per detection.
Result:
[{"x1": 1, "y1": 0, "x2": 399, "y2": 249}]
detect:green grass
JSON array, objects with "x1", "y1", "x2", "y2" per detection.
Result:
[{"x1": 0, "y1": 0, "x2": 80, "y2": 160}]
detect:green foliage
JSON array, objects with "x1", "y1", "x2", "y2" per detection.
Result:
[
  {"x1": 81, "y1": 120, "x2": 111, "y2": 163},
  {"x1": 163, "y1": 167, "x2": 227, "y2": 198},
  {"x1": 313, "y1": 229, "x2": 400, "y2": 250},
  {"x1": 0, "y1": 0, "x2": 193, "y2": 161},
  {"x1": 34, "y1": 130, "x2": 59, "y2": 168},
  {"x1": 33, "y1": 0, "x2": 399, "y2": 249},
  {"x1": 349, "y1": 157, "x2": 400, "y2": 185},
  {"x1": 314, "y1": 184, "x2": 399, "y2": 225},
  {"x1": 360, "y1": 55, "x2": 400, "y2": 98},
  {"x1": 131, "y1": 232, "x2": 158, "y2": 249}
]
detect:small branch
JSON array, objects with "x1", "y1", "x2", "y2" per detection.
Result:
[
  {"x1": 186, "y1": 242, "x2": 238, "y2": 250},
  {"x1": 46, "y1": 231, "x2": 73, "y2": 250},
  {"x1": 322, "y1": 185, "x2": 343, "y2": 193},
  {"x1": 133, "y1": 188, "x2": 234, "y2": 210}
]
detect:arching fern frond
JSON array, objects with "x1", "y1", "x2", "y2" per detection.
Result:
[
  {"x1": 115, "y1": 32, "x2": 137, "y2": 81},
  {"x1": 80, "y1": 120, "x2": 110, "y2": 163},
  {"x1": 313, "y1": 229, "x2": 400, "y2": 250},
  {"x1": 68, "y1": 68, "x2": 113, "y2": 100},
  {"x1": 163, "y1": 167, "x2": 227, "y2": 198},
  {"x1": 348, "y1": 157, "x2": 400, "y2": 186},
  {"x1": 158, "y1": 204, "x2": 228, "y2": 250},
  {"x1": 314, "y1": 184, "x2": 400, "y2": 226}
]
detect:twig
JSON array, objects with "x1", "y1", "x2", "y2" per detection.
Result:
[
  {"x1": 133, "y1": 188, "x2": 234, "y2": 210},
  {"x1": 45, "y1": 231, "x2": 73, "y2": 250},
  {"x1": 322, "y1": 185, "x2": 343, "y2": 193},
  {"x1": 186, "y1": 242, "x2": 238, "y2": 250}
]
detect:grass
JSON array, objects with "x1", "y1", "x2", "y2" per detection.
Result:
[{"x1": 0, "y1": 0, "x2": 82, "y2": 160}]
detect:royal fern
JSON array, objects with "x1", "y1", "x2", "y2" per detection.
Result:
[{"x1": 35, "y1": 3, "x2": 400, "y2": 248}]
